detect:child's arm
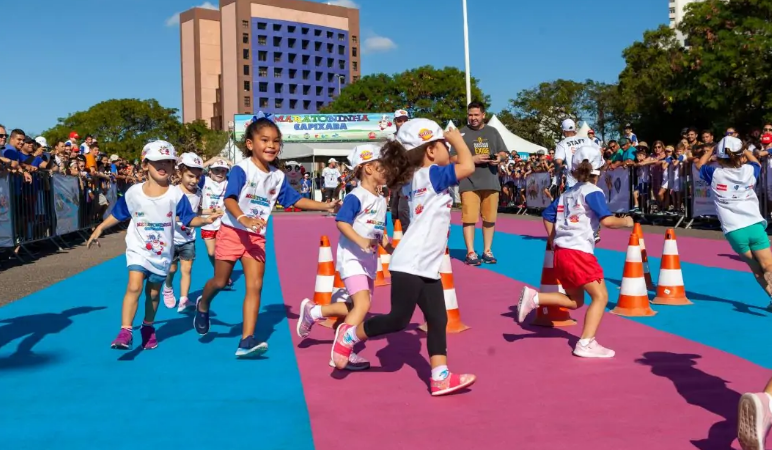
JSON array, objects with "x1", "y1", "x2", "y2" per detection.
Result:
[
  {"x1": 600, "y1": 215, "x2": 634, "y2": 229},
  {"x1": 744, "y1": 149, "x2": 761, "y2": 165},
  {"x1": 177, "y1": 195, "x2": 222, "y2": 228},
  {"x1": 444, "y1": 128, "x2": 475, "y2": 181},
  {"x1": 87, "y1": 196, "x2": 132, "y2": 248},
  {"x1": 541, "y1": 196, "x2": 559, "y2": 245},
  {"x1": 694, "y1": 147, "x2": 713, "y2": 170}
]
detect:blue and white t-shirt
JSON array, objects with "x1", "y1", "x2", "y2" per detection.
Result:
[
  {"x1": 200, "y1": 176, "x2": 227, "y2": 231},
  {"x1": 220, "y1": 159, "x2": 301, "y2": 235},
  {"x1": 699, "y1": 162, "x2": 765, "y2": 234},
  {"x1": 173, "y1": 188, "x2": 202, "y2": 245},
  {"x1": 389, "y1": 165, "x2": 458, "y2": 280},
  {"x1": 111, "y1": 184, "x2": 197, "y2": 276},
  {"x1": 335, "y1": 186, "x2": 387, "y2": 279},
  {"x1": 543, "y1": 182, "x2": 613, "y2": 254}
]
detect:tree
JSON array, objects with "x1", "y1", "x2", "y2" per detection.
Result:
[
  {"x1": 321, "y1": 66, "x2": 490, "y2": 126},
  {"x1": 582, "y1": 81, "x2": 621, "y2": 144},
  {"x1": 177, "y1": 120, "x2": 230, "y2": 160}
]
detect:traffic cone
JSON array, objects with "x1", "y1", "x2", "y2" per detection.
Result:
[
  {"x1": 532, "y1": 241, "x2": 576, "y2": 327},
  {"x1": 652, "y1": 229, "x2": 692, "y2": 306},
  {"x1": 392, "y1": 220, "x2": 403, "y2": 248},
  {"x1": 633, "y1": 223, "x2": 655, "y2": 291},
  {"x1": 419, "y1": 247, "x2": 470, "y2": 333},
  {"x1": 313, "y1": 236, "x2": 335, "y2": 309},
  {"x1": 374, "y1": 253, "x2": 390, "y2": 287},
  {"x1": 611, "y1": 233, "x2": 656, "y2": 317},
  {"x1": 379, "y1": 245, "x2": 391, "y2": 279}
]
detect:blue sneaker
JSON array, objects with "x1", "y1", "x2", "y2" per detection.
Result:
[
  {"x1": 235, "y1": 336, "x2": 269, "y2": 359},
  {"x1": 481, "y1": 251, "x2": 497, "y2": 264},
  {"x1": 465, "y1": 252, "x2": 482, "y2": 266},
  {"x1": 193, "y1": 296, "x2": 210, "y2": 336}
]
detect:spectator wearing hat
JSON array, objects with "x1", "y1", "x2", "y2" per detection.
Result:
[
  {"x1": 322, "y1": 158, "x2": 342, "y2": 206},
  {"x1": 587, "y1": 129, "x2": 602, "y2": 147},
  {"x1": 623, "y1": 123, "x2": 639, "y2": 146},
  {"x1": 388, "y1": 108, "x2": 411, "y2": 230}
]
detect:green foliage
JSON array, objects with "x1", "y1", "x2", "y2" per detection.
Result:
[
  {"x1": 321, "y1": 66, "x2": 490, "y2": 126},
  {"x1": 178, "y1": 120, "x2": 230, "y2": 159}
]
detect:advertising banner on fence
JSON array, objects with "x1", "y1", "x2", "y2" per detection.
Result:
[
  {"x1": 691, "y1": 164, "x2": 718, "y2": 217},
  {"x1": 525, "y1": 172, "x2": 553, "y2": 209},
  {"x1": 234, "y1": 113, "x2": 397, "y2": 142},
  {"x1": 599, "y1": 168, "x2": 631, "y2": 213},
  {"x1": 0, "y1": 174, "x2": 13, "y2": 248},
  {"x1": 53, "y1": 174, "x2": 80, "y2": 235}
]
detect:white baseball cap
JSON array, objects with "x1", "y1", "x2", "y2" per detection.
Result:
[
  {"x1": 328, "y1": 158, "x2": 337, "y2": 163},
  {"x1": 396, "y1": 118, "x2": 445, "y2": 150},
  {"x1": 561, "y1": 119, "x2": 576, "y2": 132},
  {"x1": 141, "y1": 140, "x2": 177, "y2": 162},
  {"x1": 210, "y1": 159, "x2": 230, "y2": 170},
  {"x1": 110, "y1": 154, "x2": 120, "y2": 162},
  {"x1": 34, "y1": 136, "x2": 49, "y2": 148},
  {"x1": 348, "y1": 144, "x2": 382, "y2": 168},
  {"x1": 572, "y1": 145, "x2": 604, "y2": 176},
  {"x1": 394, "y1": 109, "x2": 409, "y2": 119},
  {"x1": 716, "y1": 136, "x2": 744, "y2": 159},
  {"x1": 178, "y1": 152, "x2": 203, "y2": 169}
]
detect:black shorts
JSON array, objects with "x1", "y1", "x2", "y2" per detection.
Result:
[{"x1": 322, "y1": 188, "x2": 335, "y2": 201}]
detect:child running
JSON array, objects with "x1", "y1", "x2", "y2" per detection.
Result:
[
  {"x1": 328, "y1": 118, "x2": 477, "y2": 396},
  {"x1": 87, "y1": 141, "x2": 221, "y2": 350},
  {"x1": 199, "y1": 158, "x2": 233, "y2": 288},
  {"x1": 296, "y1": 143, "x2": 390, "y2": 371},
  {"x1": 163, "y1": 152, "x2": 204, "y2": 313},
  {"x1": 517, "y1": 145, "x2": 633, "y2": 358},
  {"x1": 193, "y1": 117, "x2": 339, "y2": 358}
]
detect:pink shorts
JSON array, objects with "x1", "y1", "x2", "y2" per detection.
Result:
[
  {"x1": 215, "y1": 225, "x2": 266, "y2": 262},
  {"x1": 342, "y1": 274, "x2": 374, "y2": 296},
  {"x1": 553, "y1": 247, "x2": 604, "y2": 290}
]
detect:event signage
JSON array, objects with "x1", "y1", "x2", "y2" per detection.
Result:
[
  {"x1": 234, "y1": 113, "x2": 397, "y2": 142},
  {"x1": 52, "y1": 174, "x2": 80, "y2": 236},
  {"x1": 0, "y1": 174, "x2": 12, "y2": 248}
]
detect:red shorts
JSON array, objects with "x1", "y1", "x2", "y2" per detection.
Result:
[
  {"x1": 215, "y1": 225, "x2": 266, "y2": 262},
  {"x1": 553, "y1": 247, "x2": 604, "y2": 290},
  {"x1": 200, "y1": 229, "x2": 218, "y2": 240}
]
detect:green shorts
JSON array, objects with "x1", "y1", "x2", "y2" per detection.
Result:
[{"x1": 726, "y1": 222, "x2": 770, "y2": 255}]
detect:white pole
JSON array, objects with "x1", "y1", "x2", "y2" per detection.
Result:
[{"x1": 462, "y1": 0, "x2": 472, "y2": 106}]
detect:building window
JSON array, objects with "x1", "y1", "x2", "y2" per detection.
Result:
[
  {"x1": 302, "y1": 40, "x2": 309, "y2": 50},
  {"x1": 302, "y1": 55, "x2": 310, "y2": 65},
  {"x1": 288, "y1": 25, "x2": 296, "y2": 33},
  {"x1": 289, "y1": 69, "x2": 297, "y2": 79},
  {"x1": 316, "y1": 101, "x2": 324, "y2": 110},
  {"x1": 244, "y1": 81, "x2": 251, "y2": 92},
  {"x1": 274, "y1": 68, "x2": 283, "y2": 77},
  {"x1": 352, "y1": 47, "x2": 357, "y2": 57},
  {"x1": 301, "y1": 27, "x2": 309, "y2": 35},
  {"x1": 327, "y1": 31, "x2": 333, "y2": 39},
  {"x1": 243, "y1": 20, "x2": 251, "y2": 28},
  {"x1": 258, "y1": 35, "x2": 267, "y2": 45},
  {"x1": 259, "y1": 82, "x2": 268, "y2": 92},
  {"x1": 328, "y1": 87, "x2": 335, "y2": 97},
  {"x1": 289, "y1": 84, "x2": 297, "y2": 94},
  {"x1": 327, "y1": 43, "x2": 334, "y2": 53},
  {"x1": 244, "y1": 96, "x2": 251, "y2": 107},
  {"x1": 303, "y1": 100, "x2": 311, "y2": 110},
  {"x1": 243, "y1": 65, "x2": 250, "y2": 76},
  {"x1": 273, "y1": 36, "x2": 282, "y2": 46},
  {"x1": 314, "y1": 41, "x2": 322, "y2": 51},
  {"x1": 327, "y1": 58, "x2": 334, "y2": 68},
  {"x1": 316, "y1": 86, "x2": 323, "y2": 96},
  {"x1": 288, "y1": 53, "x2": 297, "y2": 63},
  {"x1": 353, "y1": 61, "x2": 358, "y2": 71},
  {"x1": 338, "y1": 45, "x2": 345, "y2": 56},
  {"x1": 243, "y1": 49, "x2": 250, "y2": 60},
  {"x1": 328, "y1": 73, "x2": 335, "y2": 82},
  {"x1": 352, "y1": 35, "x2": 358, "y2": 43},
  {"x1": 338, "y1": 60, "x2": 345, "y2": 70},
  {"x1": 288, "y1": 38, "x2": 296, "y2": 48},
  {"x1": 260, "y1": 97, "x2": 268, "y2": 108},
  {"x1": 303, "y1": 85, "x2": 310, "y2": 95},
  {"x1": 273, "y1": 24, "x2": 281, "y2": 32},
  {"x1": 290, "y1": 99, "x2": 298, "y2": 109},
  {"x1": 258, "y1": 51, "x2": 267, "y2": 62},
  {"x1": 242, "y1": 33, "x2": 249, "y2": 44},
  {"x1": 315, "y1": 56, "x2": 323, "y2": 66},
  {"x1": 259, "y1": 66, "x2": 268, "y2": 77},
  {"x1": 316, "y1": 71, "x2": 323, "y2": 81},
  {"x1": 257, "y1": 22, "x2": 266, "y2": 30},
  {"x1": 275, "y1": 83, "x2": 283, "y2": 94},
  {"x1": 669, "y1": 7, "x2": 675, "y2": 14},
  {"x1": 340, "y1": 77, "x2": 346, "y2": 86},
  {"x1": 314, "y1": 29, "x2": 322, "y2": 36},
  {"x1": 302, "y1": 70, "x2": 310, "y2": 80},
  {"x1": 274, "y1": 52, "x2": 282, "y2": 63},
  {"x1": 275, "y1": 98, "x2": 283, "y2": 109},
  {"x1": 353, "y1": 75, "x2": 360, "y2": 82}
]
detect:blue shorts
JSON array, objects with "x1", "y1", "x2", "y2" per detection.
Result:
[
  {"x1": 636, "y1": 183, "x2": 650, "y2": 194},
  {"x1": 173, "y1": 241, "x2": 196, "y2": 262},
  {"x1": 127, "y1": 265, "x2": 166, "y2": 284}
]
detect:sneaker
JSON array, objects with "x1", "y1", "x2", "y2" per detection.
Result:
[
  {"x1": 163, "y1": 286, "x2": 176, "y2": 309},
  {"x1": 594, "y1": 229, "x2": 601, "y2": 244},
  {"x1": 328, "y1": 352, "x2": 370, "y2": 371},
  {"x1": 481, "y1": 251, "x2": 497, "y2": 264},
  {"x1": 738, "y1": 392, "x2": 772, "y2": 450},
  {"x1": 110, "y1": 328, "x2": 133, "y2": 350},
  {"x1": 517, "y1": 286, "x2": 538, "y2": 323},
  {"x1": 140, "y1": 325, "x2": 158, "y2": 350},
  {"x1": 465, "y1": 252, "x2": 482, "y2": 266},
  {"x1": 193, "y1": 296, "x2": 210, "y2": 336},
  {"x1": 235, "y1": 336, "x2": 269, "y2": 358},
  {"x1": 177, "y1": 296, "x2": 193, "y2": 313},
  {"x1": 573, "y1": 338, "x2": 615, "y2": 358},
  {"x1": 296, "y1": 298, "x2": 318, "y2": 338},
  {"x1": 431, "y1": 372, "x2": 477, "y2": 396},
  {"x1": 331, "y1": 323, "x2": 355, "y2": 370}
]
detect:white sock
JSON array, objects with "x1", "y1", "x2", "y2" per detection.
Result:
[
  {"x1": 578, "y1": 338, "x2": 593, "y2": 347},
  {"x1": 431, "y1": 365, "x2": 450, "y2": 381},
  {"x1": 309, "y1": 305, "x2": 324, "y2": 321},
  {"x1": 766, "y1": 393, "x2": 772, "y2": 414},
  {"x1": 343, "y1": 326, "x2": 360, "y2": 344}
]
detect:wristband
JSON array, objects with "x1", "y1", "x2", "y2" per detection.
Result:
[{"x1": 236, "y1": 214, "x2": 246, "y2": 223}]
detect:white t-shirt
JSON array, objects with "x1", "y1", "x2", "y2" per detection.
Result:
[
  {"x1": 200, "y1": 177, "x2": 227, "y2": 231},
  {"x1": 111, "y1": 184, "x2": 197, "y2": 276},
  {"x1": 542, "y1": 182, "x2": 613, "y2": 255},
  {"x1": 220, "y1": 159, "x2": 301, "y2": 236},
  {"x1": 334, "y1": 186, "x2": 387, "y2": 279},
  {"x1": 389, "y1": 165, "x2": 458, "y2": 280},
  {"x1": 555, "y1": 137, "x2": 597, "y2": 188},
  {"x1": 322, "y1": 167, "x2": 341, "y2": 189},
  {"x1": 173, "y1": 188, "x2": 202, "y2": 245},
  {"x1": 699, "y1": 162, "x2": 765, "y2": 234}
]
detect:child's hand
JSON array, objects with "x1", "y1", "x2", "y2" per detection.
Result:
[
  {"x1": 239, "y1": 216, "x2": 267, "y2": 232},
  {"x1": 328, "y1": 200, "x2": 342, "y2": 214},
  {"x1": 203, "y1": 212, "x2": 223, "y2": 224},
  {"x1": 357, "y1": 236, "x2": 378, "y2": 253},
  {"x1": 623, "y1": 216, "x2": 634, "y2": 228},
  {"x1": 87, "y1": 227, "x2": 102, "y2": 249}
]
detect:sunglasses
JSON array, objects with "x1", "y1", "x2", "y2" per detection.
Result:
[
  {"x1": 764, "y1": 128, "x2": 772, "y2": 132},
  {"x1": 0, "y1": 134, "x2": 7, "y2": 139}
]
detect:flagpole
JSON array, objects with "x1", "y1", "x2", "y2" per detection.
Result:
[{"x1": 462, "y1": 0, "x2": 472, "y2": 106}]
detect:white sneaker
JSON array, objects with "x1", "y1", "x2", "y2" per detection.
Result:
[
  {"x1": 573, "y1": 338, "x2": 615, "y2": 358},
  {"x1": 329, "y1": 352, "x2": 370, "y2": 371}
]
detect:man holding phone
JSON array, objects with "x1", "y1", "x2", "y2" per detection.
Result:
[{"x1": 455, "y1": 101, "x2": 507, "y2": 266}]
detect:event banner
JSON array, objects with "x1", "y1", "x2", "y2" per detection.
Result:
[
  {"x1": 234, "y1": 113, "x2": 397, "y2": 142},
  {"x1": 525, "y1": 172, "x2": 553, "y2": 209},
  {"x1": 599, "y1": 168, "x2": 631, "y2": 213},
  {"x1": 53, "y1": 174, "x2": 80, "y2": 236},
  {"x1": 0, "y1": 174, "x2": 13, "y2": 248},
  {"x1": 691, "y1": 164, "x2": 718, "y2": 217}
]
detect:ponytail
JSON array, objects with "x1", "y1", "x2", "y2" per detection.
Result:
[
  {"x1": 572, "y1": 160, "x2": 594, "y2": 183},
  {"x1": 379, "y1": 140, "x2": 427, "y2": 189}
]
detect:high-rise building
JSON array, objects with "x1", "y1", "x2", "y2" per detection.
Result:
[
  {"x1": 669, "y1": 0, "x2": 702, "y2": 45},
  {"x1": 180, "y1": 0, "x2": 361, "y2": 130}
]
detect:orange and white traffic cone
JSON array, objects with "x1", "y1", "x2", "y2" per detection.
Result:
[
  {"x1": 633, "y1": 223, "x2": 655, "y2": 291},
  {"x1": 374, "y1": 253, "x2": 390, "y2": 287},
  {"x1": 379, "y1": 245, "x2": 391, "y2": 279},
  {"x1": 611, "y1": 233, "x2": 656, "y2": 317},
  {"x1": 313, "y1": 235, "x2": 335, "y2": 308},
  {"x1": 392, "y1": 220, "x2": 403, "y2": 248},
  {"x1": 652, "y1": 229, "x2": 692, "y2": 306},
  {"x1": 532, "y1": 241, "x2": 576, "y2": 327},
  {"x1": 419, "y1": 247, "x2": 470, "y2": 333},
  {"x1": 320, "y1": 269, "x2": 349, "y2": 329}
]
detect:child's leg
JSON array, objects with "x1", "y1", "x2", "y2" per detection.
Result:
[
  {"x1": 634, "y1": 189, "x2": 640, "y2": 208},
  {"x1": 342, "y1": 284, "x2": 372, "y2": 326},
  {"x1": 533, "y1": 287, "x2": 585, "y2": 310},
  {"x1": 579, "y1": 279, "x2": 609, "y2": 340},
  {"x1": 143, "y1": 281, "x2": 162, "y2": 323},
  {"x1": 179, "y1": 259, "x2": 194, "y2": 299},
  {"x1": 120, "y1": 271, "x2": 146, "y2": 328},
  {"x1": 165, "y1": 261, "x2": 178, "y2": 289},
  {"x1": 240, "y1": 255, "x2": 265, "y2": 340},
  {"x1": 357, "y1": 272, "x2": 421, "y2": 340},
  {"x1": 198, "y1": 259, "x2": 235, "y2": 311},
  {"x1": 204, "y1": 239, "x2": 216, "y2": 268}
]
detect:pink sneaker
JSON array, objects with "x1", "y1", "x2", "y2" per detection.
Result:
[
  {"x1": 431, "y1": 372, "x2": 477, "y2": 396},
  {"x1": 328, "y1": 352, "x2": 370, "y2": 371},
  {"x1": 517, "y1": 286, "x2": 538, "y2": 323},
  {"x1": 177, "y1": 296, "x2": 193, "y2": 313},
  {"x1": 331, "y1": 323, "x2": 355, "y2": 370},
  {"x1": 573, "y1": 338, "x2": 615, "y2": 358},
  {"x1": 738, "y1": 392, "x2": 772, "y2": 450},
  {"x1": 162, "y1": 286, "x2": 176, "y2": 309}
]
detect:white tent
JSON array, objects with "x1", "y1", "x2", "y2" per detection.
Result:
[
  {"x1": 576, "y1": 121, "x2": 592, "y2": 138},
  {"x1": 445, "y1": 120, "x2": 456, "y2": 131},
  {"x1": 486, "y1": 115, "x2": 548, "y2": 154}
]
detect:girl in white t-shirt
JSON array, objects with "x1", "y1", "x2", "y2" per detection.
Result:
[
  {"x1": 296, "y1": 144, "x2": 391, "y2": 371},
  {"x1": 199, "y1": 158, "x2": 232, "y2": 287},
  {"x1": 328, "y1": 118, "x2": 477, "y2": 396},
  {"x1": 87, "y1": 141, "x2": 221, "y2": 351},
  {"x1": 192, "y1": 117, "x2": 339, "y2": 358},
  {"x1": 163, "y1": 153, "x2": 204, "y2": 313}
]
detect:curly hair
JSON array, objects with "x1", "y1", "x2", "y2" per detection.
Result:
[{"x1": 378, "y1": 140, "x2": 431, "y2": 189}]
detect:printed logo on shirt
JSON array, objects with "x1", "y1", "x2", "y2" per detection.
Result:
[
  {"x1": 363, "y1": 207, "x2": 378, "y2": 216},
  {"x1": 418, "y1": 129, "x2": 434, "y2": 141},
  {"x1": 473, "y1": 137, "x2": 490, "y2": 155},
  {"x1": 135, "y1": 220, "x2": 173, "y2": 231},
  {"x1": 269, "y1": 188, "x2": 277, "y2": 195},
  {"x1": 415, "y1": 204, "x2": 424, "y2": 215},
  {"x1": 135, "y1": 211, "x2": 145, "y2": 217},
  {"x1": 717, "y1": 184, "x2": 728, "y2": 191},
  {"x1": 166, "y1": 211, "x2": 173, "y2": 217},
  {"x1": 248, "y1": 207, "x2": 266, "y2": 219},
  {"x1": 246, "y1": 193, "x2": 270, "y2": 207},
  {"x1": 144, "y1": 233, "x2": 166, "y2": 255},
  {"x1": 557, "y1": 205, "x2": 565, "y2": 213},
  {"x1": 569, "y1": 215, "x2": 580, "y2": 223},
  {"x1": 411, "y1": 187, "x2": 427, "y2": 198}
]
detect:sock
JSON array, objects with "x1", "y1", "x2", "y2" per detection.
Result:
[
  {"x1": 533, "y1": 293, "x2": 540, "y2": 306},
  {"x1": 343, "y1": 326, "x2": 360, "y2": 345},
  {"x1": 142, "y1": 320, "x2": 153, "y2": 327},
  {"x1": 766, "y1": 393, "x2": 772, "y2": 414},
  {"x1": 578, "y1": 338, "x2": 593, "y2": 347},
  {"x1": 121, "y1": 326, "x2": 133, "y2": 331},
  {"x1": 431, "y1": 365, "x2": 450, "y2": 381},
  {"x1": 310, "y1": 305, "x2": 324, "y2": 321}
]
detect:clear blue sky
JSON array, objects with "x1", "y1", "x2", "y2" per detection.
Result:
[{"x1": 2, "y1": 0, "x2": 666, "y2": 134}]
